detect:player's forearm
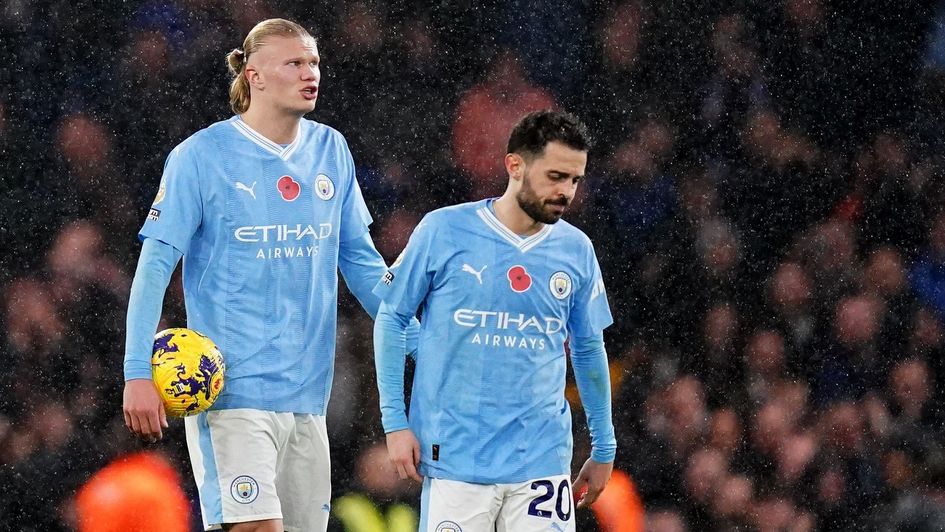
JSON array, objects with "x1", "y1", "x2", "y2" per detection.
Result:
[
  {"x1": 123, "y1": 238, "x2": 181, "y2": 381},
  {"x1": 570, "y1": 333, "x2": 617, "y2": 463},
  {"x1": 341, "y1": 232, "x2": 420, "y2": 355},
  {"x1": 339, "y1": 231, "x2": 388, "y2": 319},
  {"x1": 374, "y1": 301, "x2": 412, "y2": 432}
]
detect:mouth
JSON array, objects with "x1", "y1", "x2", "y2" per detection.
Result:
[
  {"x1": 301, "y1": 86, "x2": 319, "y2": 100},
  {"x1": 547, "y1": 203, "x2": 567, "y2": 215},
  {"x1": 546, "y1": 199, "x2": 569, "y2": 210}
]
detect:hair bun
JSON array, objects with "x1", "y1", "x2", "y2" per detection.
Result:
[{"x1": 226, "y1": 48, "x2": 247, "y2": 75}]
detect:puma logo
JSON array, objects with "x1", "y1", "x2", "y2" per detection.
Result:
[
  {"x1": 462, "y1": 264, "x2": 486, "y2": 284},
  {"x1": 235, "y1": 181, "x2": 257, "y2": 199}
]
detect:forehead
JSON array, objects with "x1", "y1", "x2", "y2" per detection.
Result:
[
  {"x1": 531, "y1": 141, "x2": 587, "y2": 172},
  {"x1": 257, "y1": 35, "x2": 318, "y2": 58}
]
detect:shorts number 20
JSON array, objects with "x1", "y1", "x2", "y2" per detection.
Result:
[{"x1": 527, "y1": 479, "x2": 572, "y2": 521}]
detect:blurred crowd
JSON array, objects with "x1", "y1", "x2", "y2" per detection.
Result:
[{"x1": 2, "y1": 0, "x2": 945, "y2": 530}]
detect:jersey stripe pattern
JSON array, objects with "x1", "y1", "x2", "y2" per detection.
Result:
[
  {"x1": 140, "y1": 116, "x2": 372, "y2": 414},
  {"x1": 375, "y1": 199, "x2": 613, "y2": 484}
]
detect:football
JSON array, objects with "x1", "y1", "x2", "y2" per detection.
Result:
[{"x1": 151, "y1": 328, "x2": 225, "y2": 417}]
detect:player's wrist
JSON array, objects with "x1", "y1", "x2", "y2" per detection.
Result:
[
  {"x1": 590, "y1": 449, "x2": 616, "y2": 464},
  {"x1": 382, "y1": 418, "x2": 410, "y2": 434},
  {"x1": 123, "y1": 363, "x2": 153, "y2": 382}
]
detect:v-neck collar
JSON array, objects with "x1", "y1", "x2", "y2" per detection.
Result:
[
  {"x1": 230, "y1": 116, "x2": 302, "y2": 161},
  {"x1": 475, "y1": 201, "x2": 553, "y2": 253}
]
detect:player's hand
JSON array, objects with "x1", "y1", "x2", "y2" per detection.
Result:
[
  {"x1": 123, "y1": 378, "x2": 168, "y2": 443},
  {"x1": 386, "y1": 429, "x2": 423, "y2": 482},
  {"x1": 572, "y1": 458, "x2": 613, "y2": 509}
]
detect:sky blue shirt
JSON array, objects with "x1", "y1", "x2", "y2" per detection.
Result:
[
  {"x1": 374, "y1": 199, "x2": 615, "y2": 484},
  {"x1": 130, "y1": 116, "x2": 378, "y2": 414}
]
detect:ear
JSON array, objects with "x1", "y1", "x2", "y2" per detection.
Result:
[
  {"x1": 245, "y1": 63, "x2": 263, "y2": 90},
  {"x1": 504, "y1": 153, "x2": 525, "y2": 181}
]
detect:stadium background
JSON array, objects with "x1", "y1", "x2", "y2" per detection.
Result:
[{"x1": 2, "y1": 0, "x2": 945, "y2": 530}]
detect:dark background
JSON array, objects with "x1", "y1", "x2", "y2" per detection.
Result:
[{"x1": 2, "y1": 0, "x2": 945, "y2": 530}]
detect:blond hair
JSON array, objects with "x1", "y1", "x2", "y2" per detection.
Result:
[{"x1": 226, "y1": 18, "x2": 316, "y2": 114}]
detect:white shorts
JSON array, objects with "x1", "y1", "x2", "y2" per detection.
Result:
[
  {"x1": 185, "y1": 408, "x2": 331, "y2": 531},
  {"x1": 420, "y1": 475, "x2": 575, "y2": 532}
]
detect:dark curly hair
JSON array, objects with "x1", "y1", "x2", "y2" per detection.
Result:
[{"x1": 506, "y1": 110, "x2": 593, "y2": 160}]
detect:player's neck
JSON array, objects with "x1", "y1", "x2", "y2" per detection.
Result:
[
  {"x1": 240, "y1": 106, "x2": 301, "y2": 145},
  {"x1": 493, "y1": 194, "x2": 543, "y2": 237}
]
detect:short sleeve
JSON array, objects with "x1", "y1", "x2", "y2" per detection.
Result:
[
  {"x1": 372, "y1": 215, "x2": 438, "y2": 316},
  {"x1": 568, "y1": 242, "x2": 614, "y2": 337},
  {"x1": 138, "y1": 143, "x2": 203, "y2": 254}
]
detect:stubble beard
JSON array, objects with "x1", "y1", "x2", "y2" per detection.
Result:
[{"x1": 516, "y1": 171, "x2": 568, "y2": 225}]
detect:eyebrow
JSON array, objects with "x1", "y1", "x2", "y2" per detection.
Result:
[
  {"x1": 548, "y1": 170, "x2": 581, "y2": 178},
  {"x1": 286, "y1": 54, "x2": 320, "y2": 62}
]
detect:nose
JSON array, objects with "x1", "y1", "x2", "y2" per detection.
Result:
[
  {"x1": 302, "y1": 64, "x2": 319, "y2": 81},
  {"x1": 558, "y1": 180, "x2": 577, "y2": 200}
]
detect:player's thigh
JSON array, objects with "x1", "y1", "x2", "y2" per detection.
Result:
[
  {"x1": 497, "y1": 475, "x2": 575, "y2": 532},
  {"x1": 185, "y1": 409, "x2": 291, "y2": 530},
  {"x1": 420, "y1": 477, "x2": 503, "y2": 532},
  {"x1": 275, "y1": 414, "x2": 332, "y2": 532}
]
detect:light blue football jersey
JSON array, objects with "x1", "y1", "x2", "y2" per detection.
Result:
[
  {"x1": 139, "y1": 116, "x2": 372, "y2": 414},
  {"x1": 374, "y1": 199, "x2": 614, "y2": 484}
]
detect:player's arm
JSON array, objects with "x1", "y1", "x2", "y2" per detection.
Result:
[
  {"x1": 374, "y1": 300, "x2": 422, "y2": 482},
  {"x1": 338, "y1": 231, "x2": 387, "y2": 318},
  {"x1": 370, "y1": 213, "x2": 438, "y2": 482},
  {"x1": 566, "y1": 241, "x2": 616, "y2": 506},
  {"x1": 122, "y1": 237, "x2": 182, "y2": 442},
  {"x1": 338, "y1": 232, "x2": 419, "y2": 356},
  {"x1": 569, "y1": 332, "x2": 616, "y2": 508}
]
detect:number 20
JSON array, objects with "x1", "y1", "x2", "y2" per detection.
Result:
[{"x1": 527, "y1": 479, "x2": 572, "y2": 521}]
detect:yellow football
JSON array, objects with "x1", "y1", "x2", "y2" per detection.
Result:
[{"x1": 151, "y1": 328, "x2": 225, "y2": 417}]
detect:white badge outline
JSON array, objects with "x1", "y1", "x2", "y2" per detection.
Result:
[
  {"x1": 314, "y1": 174, "x2": 335, "y2": 200},
  {"x1": 230, "y1": 475, "x2": 259, "y2": 504},
  {"x1": 549, "y1": 271, "x2": 573, "y2": 299}
]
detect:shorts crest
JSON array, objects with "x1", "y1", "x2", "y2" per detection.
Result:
[{"x1": 230, "y1": 475, "x2": 259, "y2": 503}]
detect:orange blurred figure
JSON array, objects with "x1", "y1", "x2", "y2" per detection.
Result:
[
  {"x1": 591, "y1": 468, "x2": 645, "y2": 532},
  {"x1": 75, "y1": 452, "x2": 190, "y2": 532}
]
